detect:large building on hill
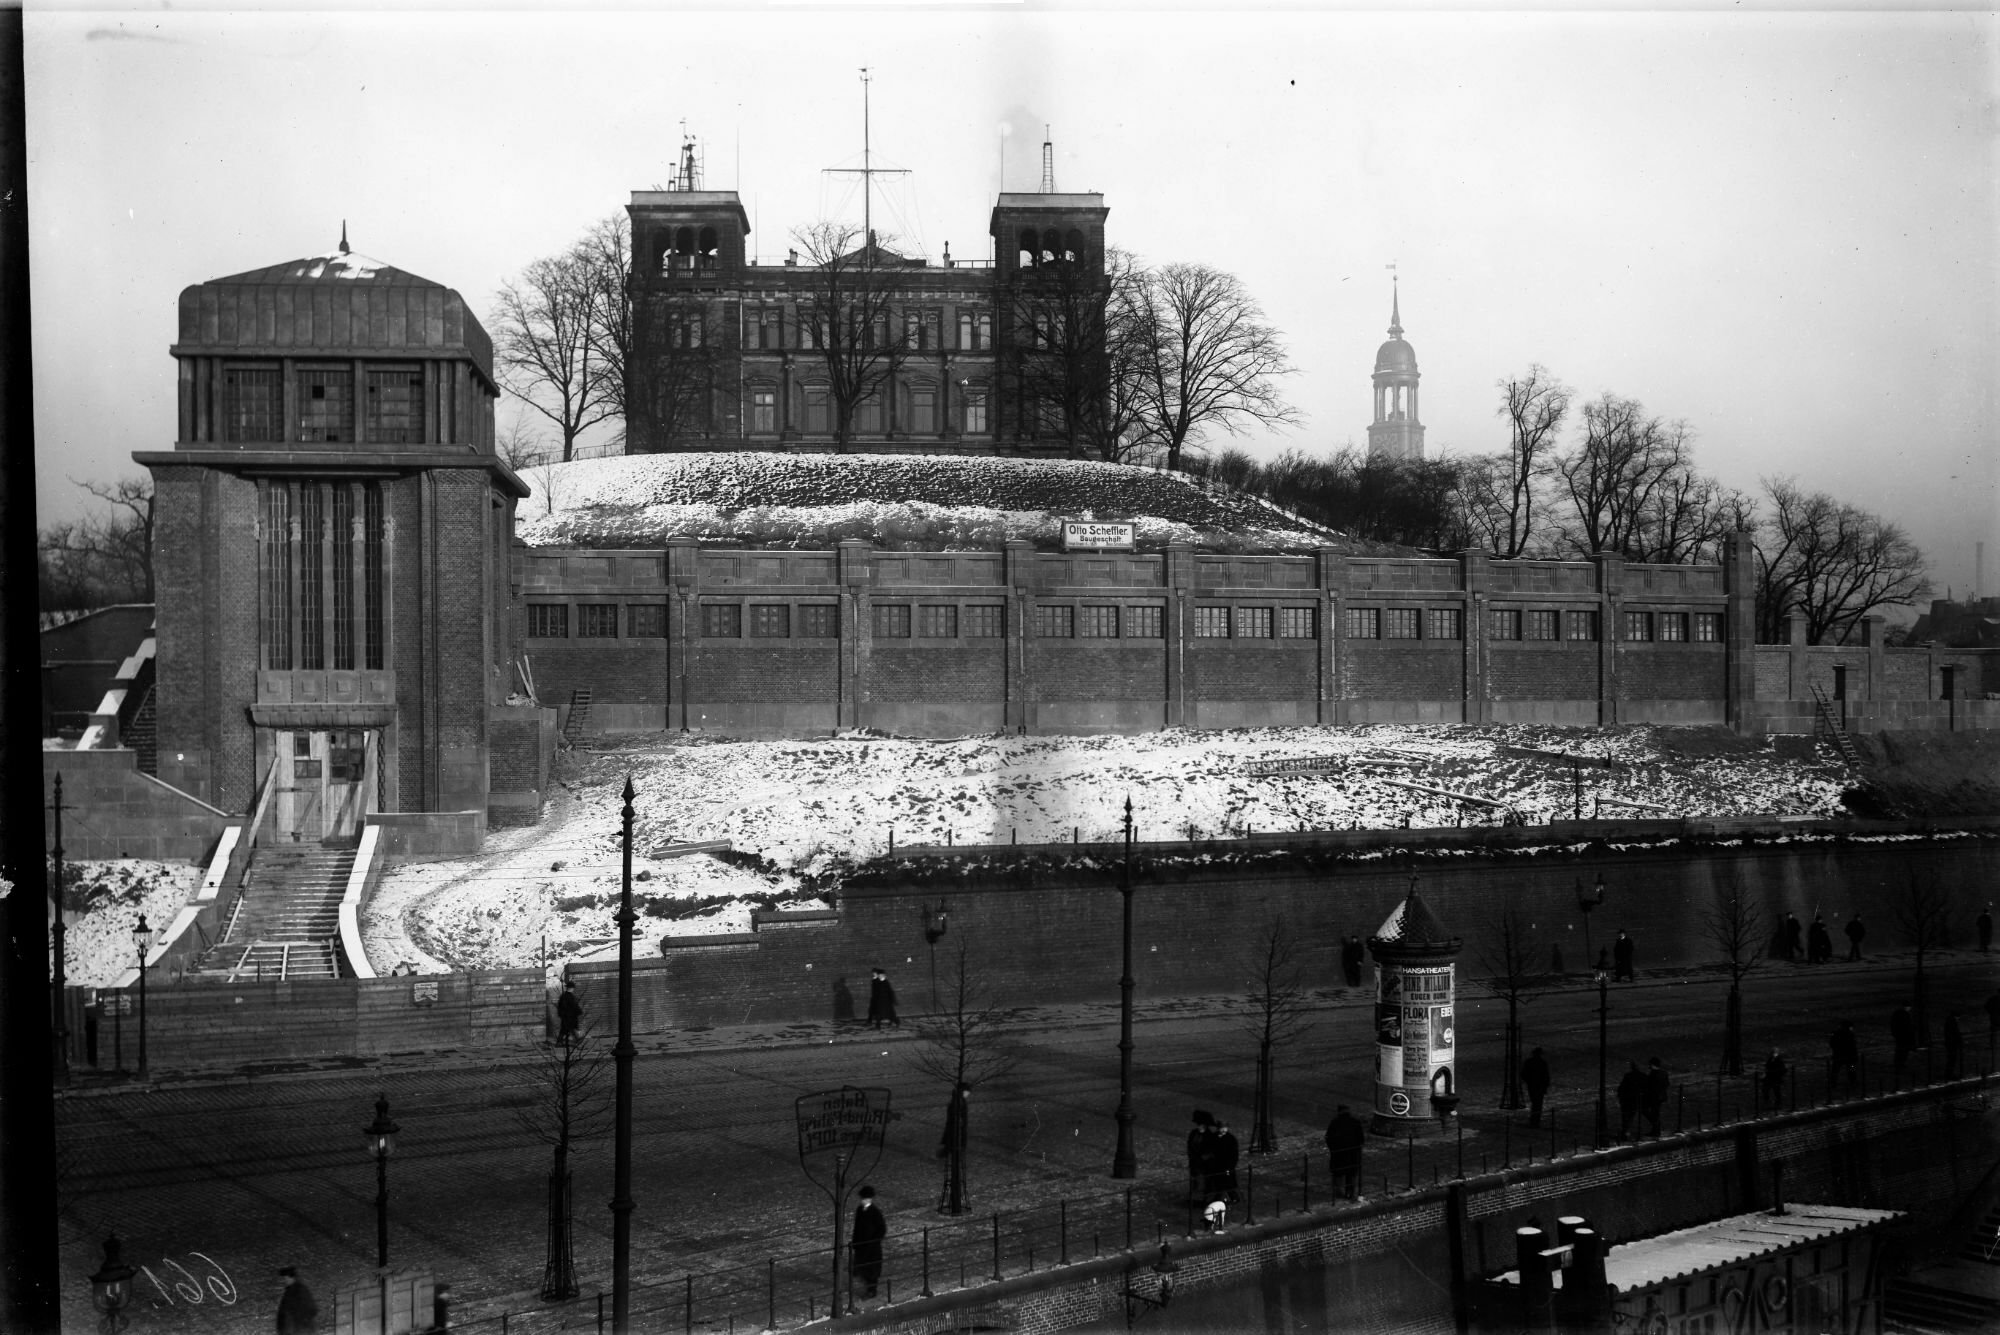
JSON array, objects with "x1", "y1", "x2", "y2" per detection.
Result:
[
  {"x1": 131, "y1": 237, "x2": 527, "y2": 837},
  {"x1": 623, "y1": 142, "x2": 1109, "y2": 455}
]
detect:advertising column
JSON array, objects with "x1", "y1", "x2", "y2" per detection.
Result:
[{"x1": 1367, "y1": 884, "x2": 1462, "y2": 1137}]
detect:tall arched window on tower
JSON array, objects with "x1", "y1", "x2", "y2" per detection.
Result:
[
  {"x1": 262, "y1": 485, "x2": 293, "y2": 671},
  {"x1": 1018, "y1": 228, "x2": 1039, "y2": 269},
  {"x1": 1064, "y1": 229, "x2": 1086, "y2": 265},
  {"x1": 961, "y1": 382, "x2": 989, "y2": 435},
  {"x1": 697, "y1": 227, "x2": 719, "y2": 271}
]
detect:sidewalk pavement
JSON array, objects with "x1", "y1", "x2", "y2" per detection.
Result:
[{"x1": 53, "y1": 947, "x2": 1995, "y2": 1098}]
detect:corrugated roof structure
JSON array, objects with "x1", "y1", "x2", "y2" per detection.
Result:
[{"x1": 1601, "y1": 1205, "x2": 1900, "y2": 1293}]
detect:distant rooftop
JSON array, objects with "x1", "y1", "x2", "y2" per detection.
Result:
[
  {"x1": 205, "y1": 251, "x2": 441, "y2": 287},
  {"x1": 995, "y1": 192, "x2": 1106, "y2": 207}
]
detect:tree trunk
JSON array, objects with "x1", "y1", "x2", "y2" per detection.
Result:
[
  {"x1": 1251, "y1": 1043, "x2": 1276, "y2": 1154},
  {"x1": 1499, "y1": 1002, "x2": 1523, "y2": 1110},
  {"x1": 1724, "y1": 983, "x2": 1743, "y2": 1077},
  {"x1": 541, "y1": 1154, "x2": 577, "y2": 1299}
]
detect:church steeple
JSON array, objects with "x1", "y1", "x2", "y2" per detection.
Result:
[{"x1": 1367, "y1": 280, "x2": 1425, "y2": 463}]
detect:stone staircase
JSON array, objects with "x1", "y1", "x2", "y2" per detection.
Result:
[
  {"x1": 190, "y1": 845, "x2": 353, "y2": 981},
  {"x1": 1883, "y1": 1203, "x2": 2000, "y2": 1333}
]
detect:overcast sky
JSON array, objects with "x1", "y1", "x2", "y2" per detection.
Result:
[{"x1": 23, "y1": 5, "x2": 1997, "y2": 599}]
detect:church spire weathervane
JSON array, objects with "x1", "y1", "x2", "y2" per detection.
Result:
[{"x1": 1386, "y1": 263, "x2": 1402, "y2": 337}]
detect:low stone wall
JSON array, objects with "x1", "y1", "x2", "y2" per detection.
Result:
[
  {"x1": 565, "y1": 820, "x2": 2000, "y2": 1033},
  {"x1": 91, "y1": 968, "x2": 543, "y2": 1071},
  {"x1": 367, "y1": 810, "x2": 485, "y2": 860},
  {"x1": 42, "y1": 748, "x2": 232, "y2": 861}
]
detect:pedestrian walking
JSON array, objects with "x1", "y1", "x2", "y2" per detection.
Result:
[
  {"x1": 1828, "y1": 1020, "x2": 1860, "y2": 1097},
  {"x1": 1643, "y1": 1058, "x2": 1670, "y2": 1138},
  {"x1": 1187, "y1": 1111, "x2": 1213, "y2": 1203},
  {"x1": 1808, "y1": 915, "x2": 1832, "y2": 965},
  {"x1": 1613, "y1": 930, "x2": 1635, "y2": 982},
  {"x1": 849, "y1": 1186, "x2": 887, "y2": 1302},
  {"x1": 1762, "y1": 1050, "x2": 1787, "y2": 1109},
  {"x1": 275, "y1": 1268, "x2": 318, "y2": 1334},
  {"x1": 1783, "y1": 913, "x2": 1803, "y2": 963},
  {"x1": 1979, "y1": 905, "x2": 1994, "y2": 954},
  {"x1": 555, "y1": 979, "x2": 582, "y2": 1041},
  {"x1": 1325, "y1": 1106, "x2": 1365, "y2": 1200},
  {"x1": 1890, "y1": 1005, "x2": 1917, "y2": 1085},
  {"x1": 1215, "y1": 1120, "x2": 1241, "y2": 1202},
  {"x1": 1341, "y1": 935, "x2": 1365, "y2": 989},
  {"x1": 866, "y1": 968, "x2": 899, "y2": 1029},
  {"x1": 1521, "y1": 1047, "x2": 1552, "y2": 1129},
  {"x1": 1944, "y1": 1011, "x2": 1963, "y2": 1079},
  {"x1": 1844, "y1": 913, "x2": 1865, "y2": 962},
  {"x1": 1616, "y1": 1062, "x2": 1645, "y2": 1140}
]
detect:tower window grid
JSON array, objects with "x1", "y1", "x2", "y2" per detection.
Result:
[
  {"x1": 798, "y1": 604, "x2": 839, "y2": 638},
  {"x1": 1382, "y1": 608, "x2": 1420, "y2": 640},
  {"x1": 1193, "y1": 606, "x2": 1231, "y2": 639},
  {"x1": 1658, "y1": 612, "x2": 1689, "y2": 642},
  {"x1": 578, "y1": 604, "x2": 620, "y2": 638},
  {"x1": 701, "y1": 604, "x2": 741, "y2": 638},
  {"x1": 1123, "y1": 606, "x2": 1163, "y2": 639},
  {"x1": 872, "y1": 604, "x2": 912, "y2": 639},
  {"x1": 750, "y1": 605, "x2": 790, "y2": 638},
  {"x1": 1235, "y1": 607, "x2": 1274, "y2": 639},
  {"x1": 1426, "y1": 608, "x2": 1462, "y2": 641},
  {"x1": 527, "y1": 605, "x2": 568, "y2": 639},
  {"x1": 1277, "y1": 607, "x2": 1316, "y2": 639},
  {"x1": 1345, "y1": 608, "x2": 1381, "y2": 640},
  {"x1": 1079, "y1": 606, "x2": 1119, "y2": 638},
  {"x1": 1035, "y1": 605, "x2": 1075, "y2": 638},
  {"x1": 916, "y1": 606, "x2": 958, "y2": 639}
]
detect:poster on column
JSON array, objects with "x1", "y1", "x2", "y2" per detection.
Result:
[
  {"x1": 1374, "y1": 967, "x2": 1403, "y2": 1088},
  {"x1": 1401, "y1": 966, "x2": 1454, "y2": 1096}
]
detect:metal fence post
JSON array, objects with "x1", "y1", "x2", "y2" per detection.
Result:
[
  {"x1": 1125, "y1": 1187, "x2": 1133, "y2": 1251},
  {"x1": 1407, "y1": 1135, "x2": 1415, "y2": 1190},
  {"x1": 1246, "y1": 1164, "x2": 1256, "y2": 1224},
  {"x1": 1060, "y1": 1200, "x2": 1069, "y2": 1266},
  {"x1": 1301, "y1": 1153, "x2": 1309, "y2": 1212},
  {"x1": 991, "y1": 1213, "x2": 1001, "y2": 1281},
  {"x1": 922, "y1": 1228, "x2": 933, "y2": 1298},
  {"x1": 768, "y1": 1259, "x2": 777, "y2": 1329},
  {"x1": 685, "y1": 1274, "x2": 693, "y2": 1335}
]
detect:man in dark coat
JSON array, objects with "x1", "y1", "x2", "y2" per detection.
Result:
[
  {"x1": 1612, "y1": 931, "x2": 1635, "y2": 982},
  {"x1": 1214, "y1": 1120, "x2": 1241, "y2": 1202},
  {"x1": 1943, "y1": 1011, "x2": 1964, "y2": 1079},
  {"x1": 1890, "y1": 1005, "x2": 1917, "y2": 1086},
  {"x1": 1324, "y1": 1106, "x2": 1365, "y2": 1200},
  {"x1": 1844, "y1": 914, "x2": 1865, "y2": 962},
  {"x1": 1808, "y1": 916, "x2": 1832, "y2": 965},
  {"x1": 1186, "y1": 1111, "x2": 1212, "y2": 1203},
  {"x1": 1642, "y1": 1058, "x2": 1670, "y2": 1138},
  {"x1": 1616, "y1": 1062, "x2": 1646, "y2": 1140},
  {"x1": 938, "y1": 1084, "x2": 970, "y2": 1213},
  {"x1": 1521, "y1": 1048, "x2": 1552, "y2": 1129},
  {"x1": 1783, "y1": 913, "x2": 1804, "y2": 962},
  {"x1": 1762, "y1": 1050, "x2": 1787, "y2": 1109},
  {"x1": 1341, "y1": 936, "x2": 1365, "y2": 989},
  {"x1": 555, "y1": 979, "x2": 582, "y2": 1041},
  {"x1": 275, "y1": 1268, "x2": 318, "y2": 1334},
  {"x1": 849, "y1": 1186, "x2": 887, "y2": 1301},
  {"x1": 866, "y1": 968, "x2": 898, "y2": 1029},
  {"x1": 1828, "y1": 1020, "x2": 1860, "y2": 1097}
]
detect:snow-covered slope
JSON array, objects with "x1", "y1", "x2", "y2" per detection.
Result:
[
  {"x1": 372, "y1": 724, "x2": 1847, "y2": 977},
  {"x1": 514, "y1": 453, "x2": 1387, "y2": 553}
]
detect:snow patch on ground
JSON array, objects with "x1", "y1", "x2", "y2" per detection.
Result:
[{"x1": 59, "y1": 860, "x2": 203, "y2": 988}]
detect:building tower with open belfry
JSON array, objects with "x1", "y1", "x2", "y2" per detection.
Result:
[{"x1": 1366, "y1": 284, "x2": 1425, "y2": 462}]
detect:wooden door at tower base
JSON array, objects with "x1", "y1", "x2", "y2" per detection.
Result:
[{"x1": 274, "y1": 731, "x2": 327, "y2": 842}]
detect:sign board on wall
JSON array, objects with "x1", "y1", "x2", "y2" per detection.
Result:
[{"x1": 1061, "y1": 521, "x2": 1136, "y2": 552}]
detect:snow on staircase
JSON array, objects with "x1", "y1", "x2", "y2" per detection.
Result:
[{"x1": 189, "y1": 845, "x2": 353, "y2": 981}]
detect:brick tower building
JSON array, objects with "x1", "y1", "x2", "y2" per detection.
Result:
[
  {"x1": 624, "y1": 137, "x2": 1109, "y2": 454},
  {"x1": 136, "y1": 237, "x2": 526, "y2": 836},
  {"x1": 1366, "y1": 283, "x2": 1425, "y2": 463}
]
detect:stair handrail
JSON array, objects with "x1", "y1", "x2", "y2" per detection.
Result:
[{"x1": 244, "y1": 759, "x2": 281, "y2": 868}]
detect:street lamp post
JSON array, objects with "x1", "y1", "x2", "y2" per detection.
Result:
[
  {"x1": 51, "y1": 772, "x2": 69, "y2": 1086},
  {"x1": 132, "y1": 915, "x2": 154, "y2": 1079},
  {"x1": 1592, "y1": 972, "x2": 1611, "y2": 1149},
  {"x1": 1111, "y1": 796, "x2": 1138, "y2": 1179},
  {"x1": 1575, "y1": 874, "x2": 1605, "y2": 974},
  {"x1": 611, "y1": 776, "x2": 637, "y2": 1333},
  {"x1": 89, "y1": 1234, "x2": 136, "y2": 1335},
  {"x1": 362, "y1": 1094, "x2": 400, "y2": 1335}
]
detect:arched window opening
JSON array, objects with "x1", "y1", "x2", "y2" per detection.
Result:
[
  {"x1": 697, "y1": 226, "x2": 719, "y2": 271},
  {"x1": 1064, "y1": 229, "x2": 1086, "y2": 265},
  {"x1": 1019, "y1": 227, "x2": 1039, "y2": 269},
  {"x1": 653, "y1": 230, "x2": 674, "y2": 276}
]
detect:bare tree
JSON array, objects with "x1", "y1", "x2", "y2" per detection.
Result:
[
  {"x1": 792, "y1": 221, "x2": 912, "y2": 454},
  {"x1": 909, "y1": 941, "x2": 1017, "y2": 1214},
  {"x1": 38, "y1": 476, "x2": 156, "y2": 621},
  {"x1": 1701, "y1": 885, "x2": 1767, "y2": 1077},
  {"x1": 1753, "y1": 478, "x2": 1930, "y2": 645},
  {"x1": 1478, "y1": 903, "x2": 1548, "y2": 1109},
  {"x1": 494, "y1": 248, "x2": 618, "y2": 462},
  {"x1": 1130, "y1": 262, "x2": 1300, "y2": 472},
  {"x1": 515, "y1": 1018, "x2": 613, "y2": 1299},
  {"x1": 1552, "y1": 394, "x2": 1692, "y2": 558},
  {"x1": 1010, "y1": 245, "x2": 1155, "y2": 461},
  {"x1": 496, "y1": 417, "x2": 550, "y2": 473},
  {"x1": 1242, "y1": 917, "x2": 1315, "y2": 1153},
  {"x1": 1891, "y1": 873, "x2": 1953, "y2": 1047},
  {"x1": 1464, "y1": 366, "x2": 1570, "y2": 558}
]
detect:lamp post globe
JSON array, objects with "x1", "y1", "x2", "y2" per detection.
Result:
[
  {"x1": 362, "y1": 1094, "x2": 400, "y2": 1269},
  {"x1": 132, "y1": 915, "x2": 154, "y2": 1077},
  {"x1": 1575, "y1": 873, "x2": 1605, "y2": 973},
  {"x1": 90, "y1": 1234, "x2": 136, "y2": 1334}
]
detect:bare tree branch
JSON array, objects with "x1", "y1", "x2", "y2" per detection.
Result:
[
  {"x1": 1753, "y1": 477, "x2": 1930, "y2": 644},
  {"x1": 791, "y1": 222, "x2": 913, "y2": 454},
  {"x1": 1131, "y1": 262, "x2": 1300, "y2": 471},
  {"x1": 493, "y1": 247, "x2": 620, "y2": 461}
]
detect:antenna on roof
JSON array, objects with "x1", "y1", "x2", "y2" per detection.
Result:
[
  {"x1": 339, "y1": 221, "x2": 350, "y2": 255},
  {"x1": 1040, "y1": 127, "x2": 1056, "y2": 193}
]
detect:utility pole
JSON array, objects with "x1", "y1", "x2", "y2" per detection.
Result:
[
  {"x1": 49, "y1": 773, "x2": 67, "y2": 1087},
  {"x1": 610, "y1": 776, "x2": 636, "y2": 1332},
  {"x1": 1112, "y1": 796, "x2": 1138, "y2": 1178}
]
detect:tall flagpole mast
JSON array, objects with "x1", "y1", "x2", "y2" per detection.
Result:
[{"x1": 861, "y1": 67, "x2": 871, "y2": 247}]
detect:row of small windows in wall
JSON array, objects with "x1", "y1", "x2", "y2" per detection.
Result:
[
  {"x1": 654, "y1": 226, "x2": 722, "y2": 275},
  {"x1": 1016, "y1": 227, "x2": 1090, "y2": 269},
  {"x1": 526, "y1": 604, "x2": 666, "y2": 639},
  {"x1": 223, "y1": 364, "x2": 423, "y2": 444},
  {"x1": 750, "y1": 307, "x2": 993, "y2": 353},
  {"x1": 747, "y1": 384, "x2": 989, "y2": 435},
  {"x1": 1481, "y1": 609, "x2": 1723, "y2": 642}
]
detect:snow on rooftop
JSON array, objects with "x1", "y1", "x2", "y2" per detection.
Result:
[{"x1": 1601, "y1": 1205, "x2": 1900, "y2": 1292}]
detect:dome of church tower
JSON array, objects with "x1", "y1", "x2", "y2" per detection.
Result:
[{"x1": 1375, "y1": 337, "x2": 1418, "y2": 373}]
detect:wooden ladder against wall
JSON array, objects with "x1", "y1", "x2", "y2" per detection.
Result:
[
  {"x1": 564, "y1": 689, "x2": 593, "y2": 740},
  {"x1": 1809, "y1": 682, "x2": 1864, "y2": 771}
]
